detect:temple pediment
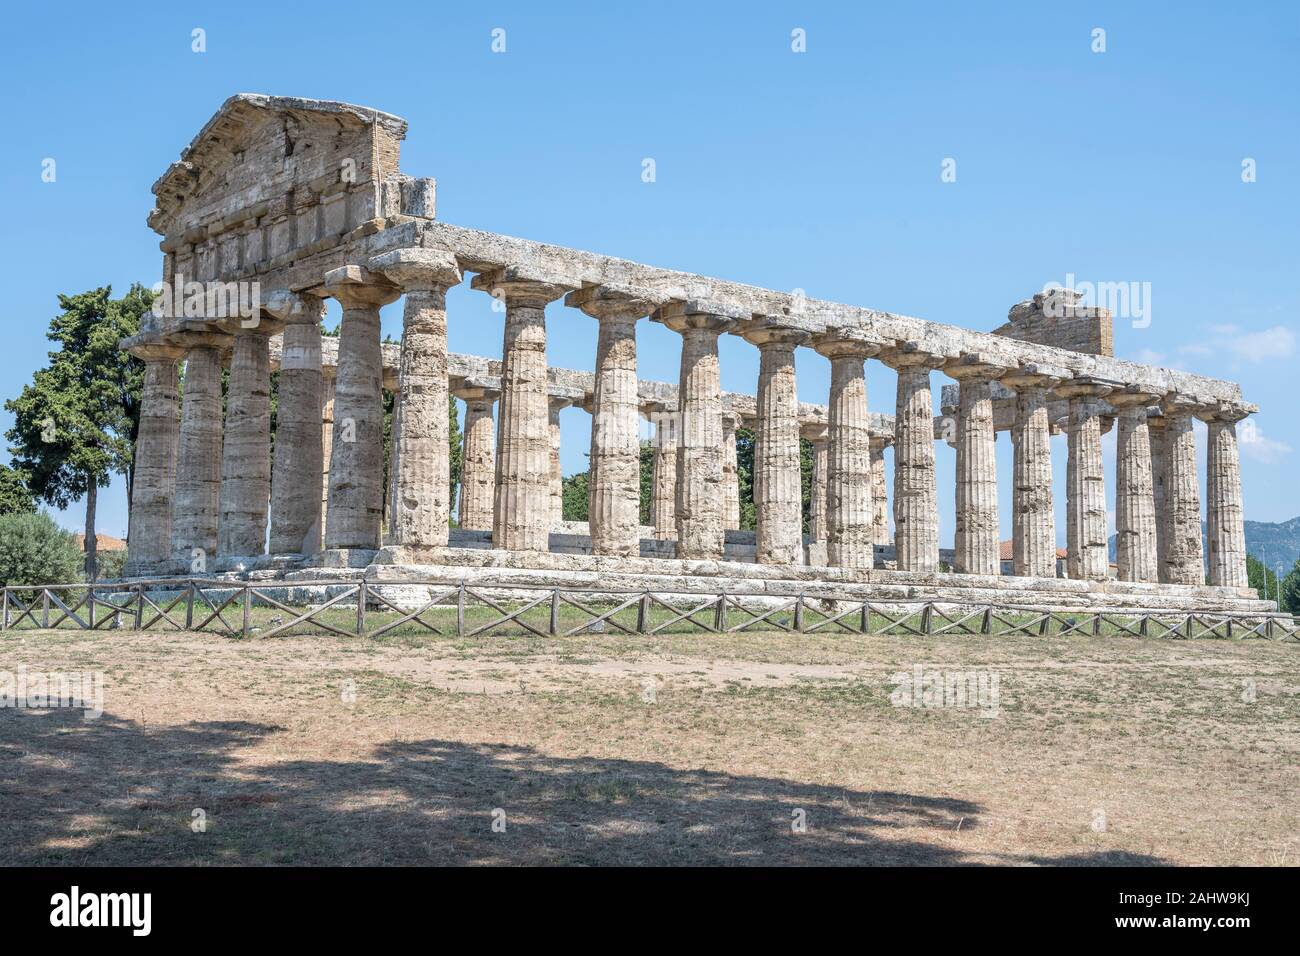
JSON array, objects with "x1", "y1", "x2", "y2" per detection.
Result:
[{"x1": 149, "y1": 94, "x2": 415, "y2": 284}]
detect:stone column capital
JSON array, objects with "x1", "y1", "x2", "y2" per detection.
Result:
[
  {"x1": 368, "y1": 248, "x2": 462, "y2": 292},
  {"x1": 809, "y1": 327, "x2": 885, "y2": 360},
  {"x1": 869, "y1": 433, "x2": 894, "y2": 451},
  {"x1": 1054, "y1": 377, "x2": 1114, "y2": 402},
  {"x1": 800, "y1": 422, "x2": 829, "y2": 444},
  {"x1": 454, "y1": 384, "x2": 499, "y2": 403},
  {"x1": 264, "y1": 289, "x2": 327, "y2": 325},
  {"x1": 651, "y1": 298, "x2": 746, "y2": 334},
  {"x1": 741, "y1": 319, "x2": 810, "y2": 351},
  {"x1": 1000, "y1": 362, "x2": 1070, "y2": 391},
  {"x1": 1195, "y1": 399, "x2": 1256, "y2": 424},
  {"x1": 565, "y1": 283, "x2": 666, "y2": 322},
  {"x1": 1161, "y1": 391, "x2": 1205, "y2": 417},
  {"x1": 323, "y1": 264, "x2": 402, "y2": 309},
  {"x1": 944, "y1": 353, "x2": 1011, "y2": 382},
  {"x1": 1106, "y1": 385, "x2": 1162, "y2": 411},
  {"x1": 470, "y1": 265, "x2": 575, "y2": 306},
  {"x1": 131, "y1": 342, "x2": 188, "y2": 364},
  {"x1": 877, "y1": 342, "x2": 948, "y2": 370}
]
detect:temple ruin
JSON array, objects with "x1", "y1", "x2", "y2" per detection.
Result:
[{"x1": 121, "y1": 94, "x2": 1268, "y2": 614}]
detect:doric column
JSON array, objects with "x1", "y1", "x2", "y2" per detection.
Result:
[
  {"x1": 218, "y1": 324, "x2": 274, "y2": 558},
  {"x1": 1147, "y1": 413, "x2": 1169, "y2": 580},
  {"x1": 721, "y1": 408, "x2": 741, "y2": 530},
  {"x1": 1109, "y1": 387, "x2": 1161, "y2": 583},
  {"x1": 806, "y1": 430, "x2": 829, "y2": 551},
  {"x1": 319, "y1": 368, "x2": 336, "y2": 542},
  {"x1": 648, "y1": 403, "x2": 678, "y2": 540},
  {"x1": 547, "y1": 397, "x2": 569, "y2": 529},
  {"x1": 946, "y1": 355, "x2": 1008, "y2": 576},
  {"x1": 744, "y1": 322, "x2": 809, "y2": 566},
  {"x1": 878, "y1": 345, "x2": 946, "y2": 573},
  {"x1": 386, "y1": 388, "x2": 403, "y2": 539},
  {"x1": 1001, "y1": 364, "x2": 1065, "y2": 579},
  {"x1": 265, "y1": 291, "x2": 326, "y2": 556},
  {"x1": 1199, "y1": 401, "x2": 1252, "y2": 589},
  {"x1": 811, "y1": 329, "x2": 880, "y2": 569},
  {"x1": 654, "y1": 301, "x2": 739, "y2": 560},
  {"x1": 321, "y1": 264, "x2": 402, "y2": 553},
  {"x1": 369, "y1": 249, "x2": 463, "y2": 557},
  {"x1": 123, "y1": 347, "x2": 184, "y2": 576},
  {"x1": 567, "y1": 285, "x2": 660, "y2": 557},
  {"x1": 456, "y1": 386, "x2": 498, "y2": 531},
  {"x1": 471, "y1": 267, "x2": 575, "y2": 552},
  {"x1": 869, "y1": 435, "x2": 891, "y2": 547},
  {"x1": 1057, "y1": 379, "x2": 1111, "y2": 582},
  {"x1": 170, "y1": 341, "x2": 226, "y2": 569},
  {"x1": 1162, "y1": 394, "x2": 1204, "y2": 586}
]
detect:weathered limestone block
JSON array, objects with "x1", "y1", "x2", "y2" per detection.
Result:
[
  {"x1": 721, "y1": 410, "x2": 741, "y2": 530},
  {"x1": 947, "y1": 356, "x2": 1007, "y2": 576},
  {"x1": 869, "y1": 436, "x2": 891, "y2": 547},
  {"x1": 880, "y1": 345, "x2": 946, "y2": 572},
  {"x1": 812, "y1": 329, "x2": 881, "y2": 569},
  {"x1": 746, "y1": 322, "x2": 809, "y2": 566},
  {"x1": 1200, "y1": 402, "x2": 1251, "y2": 589},
  {"x1": 457, "y1": 386, "x2": 498, "y2": 532},
  {"x1": 1109, "y1": 388, "x2": 1160, "y2": 584},
  {"x1": 1001, "y1": 365, "x2": 1064, "y2": 579},
  {"x1": 1059, "y1": 380, "x2": 1111, "y2": 582},
  {"x1": 567, "y1": 285, "x2": 661, "y2": 557},
  {"x1": 648, "y1": 404, "x2": 678, "y2": 540},
  {"x1": 124, "y1": 349, "x2": 184, "y2": 576},
  {"x1": 1162, "y1": 395, "x2": 1204, "y2": 586},
  {"x1": 219, "y1": 326, "x2": 273, "y2": 558},
  {"x1": 472, "y1": 267, "x2": 575, "y2": 552},
  {"x1": 371, "y1": 248, "x2": 462, "y2": 556},
  {"x1": 171, "y1": 343, "x2": 225, "y2": 569},
  {"x1": 265, "y1": 291, "x2": 326, "y2": 556},
  {"x1": 655, "y1": 302, "x2": 740, "y2": 560},
  {"x1": 322, "y1": 264, "x2": 402, "y2": 552}
]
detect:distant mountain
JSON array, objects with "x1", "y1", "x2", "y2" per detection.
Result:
[
  {"x1": 1244, "y1": 516, "x2": 1300, "y2": 572},
  {"x1": 1108, "y1": 515, "x2": 1300, "y2": 571}
]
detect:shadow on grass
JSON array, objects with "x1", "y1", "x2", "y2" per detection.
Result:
[{"x1": 0, "y1": 708, "x2": 1164, "y2": 866}]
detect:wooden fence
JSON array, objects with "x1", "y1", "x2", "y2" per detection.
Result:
[{"x1": 1, "y1": 577, "x2": 1297, "y2": 641}]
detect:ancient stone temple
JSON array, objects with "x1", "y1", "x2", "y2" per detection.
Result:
[{"x1": 122, "y1": 94, "x2": 1266, "y2": 614}]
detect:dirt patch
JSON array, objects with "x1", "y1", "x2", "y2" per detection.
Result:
[{"x1": 1, "y1": 629, "x2": 1296, "y2": 865}]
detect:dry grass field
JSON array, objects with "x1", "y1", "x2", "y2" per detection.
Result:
[{"x1": 1, "y1": 626, "x2": 1297, "y2": 866}]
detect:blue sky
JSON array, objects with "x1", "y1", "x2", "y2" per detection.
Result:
[{"x1": 1, "y1": 0, "x2": 1296, "y2": 548}]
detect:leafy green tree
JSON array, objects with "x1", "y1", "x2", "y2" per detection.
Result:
[
  {"x1": 562, "y1": 470, "x2": 590, "y2": 522},
  {"x1": 1247, "y1": 554, "x2": 1283, "y2": 605},
  {"x1": 448, "y1": 395, "x2": 464, "y2": 513},
  {"x1": 0, "y1": 512, "x2": 84, "y2": 592},
  {"x1": 639, "y1": 440, "x2": 654, "y2": 525},
  {"x1": 1279, "y1": 558, "x2": 1300, "y2": 615},
  {"x1": 735, "y1": 426, "x2": 756, "y2": 531},
  {"x1": 0, "y1": 465, "x2": 35, "y2": 517},
  {"x1": 5, "y1": 286, "x2": 150, "y2": 580}
]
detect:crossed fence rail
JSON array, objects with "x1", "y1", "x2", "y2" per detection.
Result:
[{"x1": 1, "y1": 577, "x2": 1297, "y2": 642}]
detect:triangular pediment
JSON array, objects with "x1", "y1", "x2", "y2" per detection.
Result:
[{"x1": 149, "y1": 94, "x2": 407, "y2": 245}]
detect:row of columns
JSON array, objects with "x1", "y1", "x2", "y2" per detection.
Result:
[{"x1": 126, "y1": 261, "x2": 1250, "y2": 592}]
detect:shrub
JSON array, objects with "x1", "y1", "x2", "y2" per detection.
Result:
[
  {"x1": 95, "y1": 547, "x2": 129, "y2": 581},
  {"x1": 0, "y1": 511, "x2": 84, "y2": 590}
]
